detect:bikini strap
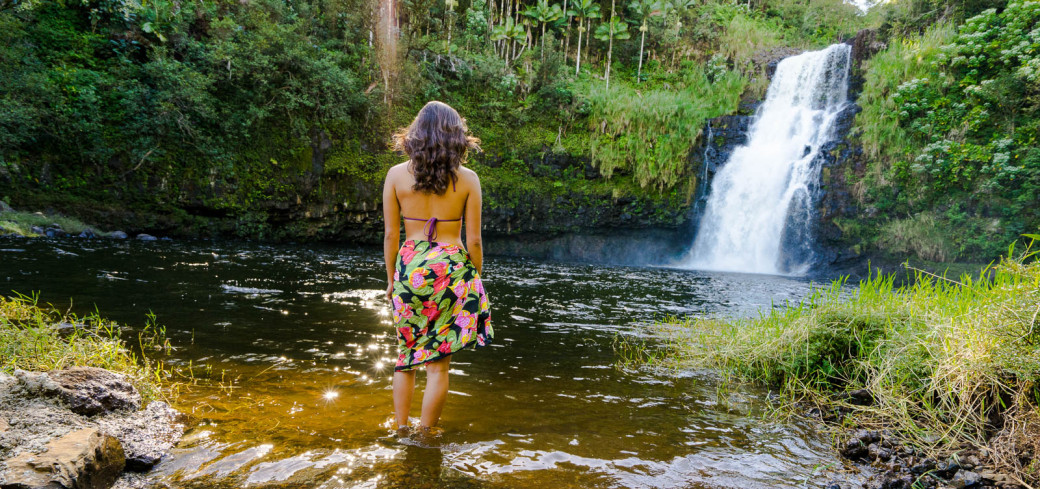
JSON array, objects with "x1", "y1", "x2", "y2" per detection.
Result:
[{"x1": 403, "y1": 216, "x2": 462, "y2": 242}]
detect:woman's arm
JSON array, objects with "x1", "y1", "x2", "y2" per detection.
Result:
[
  {"x1": 383, "y1": 169, "x2": 401, "y2": 301},
  {"x1": 464, "y1": 172, "x2": 483, "y2": 274}
]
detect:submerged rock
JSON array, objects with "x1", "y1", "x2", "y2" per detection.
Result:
[
  {"x1": 2, "y1": 428, "x2": 125, "y2": 489},
  {"x1": 134, "y1": 234, "x2": 156, "y2": 241},
  {"x1": 109, "y1": 231, "x2": 127, "y2": 240}
]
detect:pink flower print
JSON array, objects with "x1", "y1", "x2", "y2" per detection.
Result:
[
  {"x1": 452, "y1": 262, "x2": 464, "y2": 271},
  {"x1": 437, "y1": 341, "x2": 453, "y2": 354},
  {"x1": 413, "y1": 349, "x2": 434, "y2": 363},
  {"x1": 396, "y1": 354, "x2": 407, "y2": 367},
  {"x1": 454, "y1": 311, "x2": 476, "y2": 330},
  {"x1": 477, "y1": 334, "x2": 486, "y2": 346},
  {"x1": 400, "y1": 245, "x2": 419, "y2": 265},
  {"x1": 474, "y1": 278, "x2": 485, "y2": 295},
  {"x1": 393, "y1": 270, "x2": 400, "y2": 282},
  {"x1": 409, "y1": 268, "x2": 427, "y2": 289},
  {"x1": 398, "y1": 303, "x2": 414, "y2": 319},
  {"x1": 458, "y1": 328, "x2": 473, "y2": 344},
  {"x1": 452, "y1": 279, "x2": 467, "y2": 298},
  {"x1": 421, "y1": 301, "x2": 441, "y2": 322},
  {"x1": 433, "y1": 275, "x2": 450, "y2": 293},
  {"x1": 429, "y1": 262, "x2": 449, "y2": 277},
  {"x1": 425, "y1": 248, "x2": 442, "y2": 261},
  {"x1": 442, "y1": 244, "x2": 460, "y2": 255}
]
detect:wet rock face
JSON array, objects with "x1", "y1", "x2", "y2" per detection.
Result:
[
  {"x1": 45, "y1": 368, "x2": 142, "y2": 416},
  {"x1": 2, "y1": 428, "x2": 125, "y2": 489}
]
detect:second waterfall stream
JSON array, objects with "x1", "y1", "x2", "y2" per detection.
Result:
[{"x1": 684, "y1": 44, "x2": 852, "y2": 275}]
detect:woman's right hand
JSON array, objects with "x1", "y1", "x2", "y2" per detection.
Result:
[{"x1": 386, "y1": 283, "x2": 394, "y2": 303}]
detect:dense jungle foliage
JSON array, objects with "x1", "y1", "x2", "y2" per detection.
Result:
[{"x1": 0, "y1": 0, "x2": 1036, "y2": 261}]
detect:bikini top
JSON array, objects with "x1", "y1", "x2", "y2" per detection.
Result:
[{"x1": 402, "y1": 179, "x2": 461, "y2": 242}]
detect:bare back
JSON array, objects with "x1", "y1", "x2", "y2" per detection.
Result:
[{"x1": 382, "y1": 162, "x2": 482, "y2": 249}]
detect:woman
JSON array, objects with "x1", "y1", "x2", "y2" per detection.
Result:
[{"x1": 383, "y1": 101, "x2": 493, "y2": 435}]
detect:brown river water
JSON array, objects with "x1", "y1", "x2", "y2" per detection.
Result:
[{"x1": 0, "y1": 239, "x2": 852, "y2": 488}]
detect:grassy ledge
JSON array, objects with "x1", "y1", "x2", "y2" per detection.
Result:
[
  {"x1": 642, "y1": 240, "x2": 1040, "y2": 484},
  {"x1": 0, "y1": 202, "x2": 111, "y2": 238},
  {"x1": 0, "y1": 294, "x2": 170, "y2": 403}
]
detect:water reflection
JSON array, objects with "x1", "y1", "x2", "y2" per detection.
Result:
[{"x1": 0, "y1": 239, "x2": 847, "y2": 488}]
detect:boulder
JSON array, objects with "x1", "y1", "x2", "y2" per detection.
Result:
[
  {"x1": 45, "y1": 228, "x2": 66, "y2": 238},
  {"x1": 108, "y1": 232, "x2": 127, "y2": 240},
  {"x1": 76, "y1": 230, "x2": 97, "y2": 239},
  {"x1": 97, "y1": 402, "x2": 182, "y2": 471},
  {"x1": 46, "y1": 368, "x2": 141, "y2": 416},
  {"x1": 1, "y1": 428, "x2": 125, "y2": 489},
  {"x1": 29, "y1": 226, "x2": 45, "y2": 236},
  {"x1": 134, "y1": 234, "x2": 156, "y2": 242}
]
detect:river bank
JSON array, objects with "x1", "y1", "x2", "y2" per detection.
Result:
[
  {"x1": 643, "y1": 241, "x2": 1040, "y2": 488},
  {"x1": 0, "y1": 296, "x2": 183, "y2": 488}
]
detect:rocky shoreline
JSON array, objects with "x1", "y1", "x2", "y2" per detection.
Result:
[
  {"x1": 816, "y1": 393, "x2": 1031, "y2": 489},
  {"x1": 0, "y1": 368, "x2": 183, "y2": 489}
]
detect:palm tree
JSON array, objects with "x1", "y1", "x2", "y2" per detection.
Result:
[
  {"x1": 594, "y1": 6, "x2": 630, "y2": 89},
  {"x1": 523, "y1": 0, "x2": 564, "y2": 60},
  {"x1": 628, "y1": 0, "x2": 666, "y2": 82},
  {"x1": 568, "y1": 0, "x2": 599, "y2": 74}
]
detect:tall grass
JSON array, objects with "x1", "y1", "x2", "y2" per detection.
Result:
[
  {"x1": 650, "y1": 242, "x2": 1040, "y2": 482},
  {"x1": 587, "y1": 67, "x2": 746, "y2": 189},
  {"x1": 0, "y1": 294, "x2": 170, "y2": 402},
  {"x1": 877, "y1": 212, "x2": 957, "y2": 262}
]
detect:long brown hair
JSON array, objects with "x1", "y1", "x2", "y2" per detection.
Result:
[{"x1": 392, "y1": 101, "x2": 481, "y2": 194}]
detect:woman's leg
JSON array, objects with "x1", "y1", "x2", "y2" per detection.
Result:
[
  {"x1": 393, "y1": 370, "x2": 416, "y2": 429},
  {"x1": 420, "y1": 356, "x2": 451, "y2": 428}
]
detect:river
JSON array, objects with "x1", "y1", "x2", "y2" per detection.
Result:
[{"x1": 0, "y1": 238, "x2": 850, "y2": 488}]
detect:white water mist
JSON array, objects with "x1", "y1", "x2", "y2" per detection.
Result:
[{"x1": 684, "y1": 44, "x2": 852, "y2": 275}]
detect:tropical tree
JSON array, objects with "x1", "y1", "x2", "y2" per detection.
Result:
[
  {"x1": 628, "y1": 0, "x2": 666, "y2": 82},
  {"x1": 568, "y1": 0, "x2": 600, "y2": 74},
  {"x1": 523, "y1": 0, "x2": 564, "y2": 59},
  {"x1": 594, "y1": 5, "x2": 630, "y2": 88},
  {"x1": 492, "y1": 16, "x2": 528, "y2": 61}
]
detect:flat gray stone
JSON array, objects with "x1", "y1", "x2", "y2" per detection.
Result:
[{"x1": 1, "y1": 427, "x2": 125, "y2": 489}]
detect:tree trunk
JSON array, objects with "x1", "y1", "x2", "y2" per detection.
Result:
[
  {"x1": 584, "y1": 17, "x2": 591, "y2": 63},
  {"x1": 541, "y1": 23, "x2": 546, "y2": 60},
  {"x1": 489, "y1": 0, "x2": 496, "y2": 37},
  {"x1": 446, "y1": 13, "x2": 453, "y2": 54},
  {"x1": 605, "y1": 0, "x2": 615, "y2": 89},
  {"x1": 564, "y1": 14, "x2": 572, "y2": 63},
  {"x1": 637, "y1": 26, "x2": 645, "y2": 82},
  {"x1": 575, "y1": 23, "x2": 582, "y2": 74}
]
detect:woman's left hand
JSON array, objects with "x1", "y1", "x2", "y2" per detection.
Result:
[{"x1": 386, "y1": 283, "x2": 393, "y2": 303}]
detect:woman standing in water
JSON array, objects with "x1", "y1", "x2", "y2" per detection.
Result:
[{"x1": 383, "y1": 101, "x2": 493, "y2": 435}]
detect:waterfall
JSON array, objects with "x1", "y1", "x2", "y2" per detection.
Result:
[{"x1": 683, "y1": 44, "x2": 852, "y2": 275}]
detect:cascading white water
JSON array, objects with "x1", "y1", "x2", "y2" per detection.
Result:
[{"x1": 683, "y1": 44, "x2": 852, "y2": 275}]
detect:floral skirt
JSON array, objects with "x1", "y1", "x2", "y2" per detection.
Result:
[{"x1": 391, "y1": 240, "x2": 492, "y2": 371}]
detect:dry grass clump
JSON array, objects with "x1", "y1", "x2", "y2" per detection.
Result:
[
  {"x1": 0, "y1": 294, "x2": 170, "y2": 402},
  {"x1": 649, "y1": 240, "x2": 1040, "y2": 483}
]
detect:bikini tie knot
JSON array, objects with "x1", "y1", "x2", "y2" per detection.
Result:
[{"x1": 423, "y1": 217, "x2": 438, "y2": 242}]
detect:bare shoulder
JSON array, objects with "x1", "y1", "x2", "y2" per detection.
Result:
[
  {"x1": 387, "y1": 162, "x2": 410, "y2": 178},
  {"x1": 457, "y1": 166, "x2": 480, "y2": 186}
]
